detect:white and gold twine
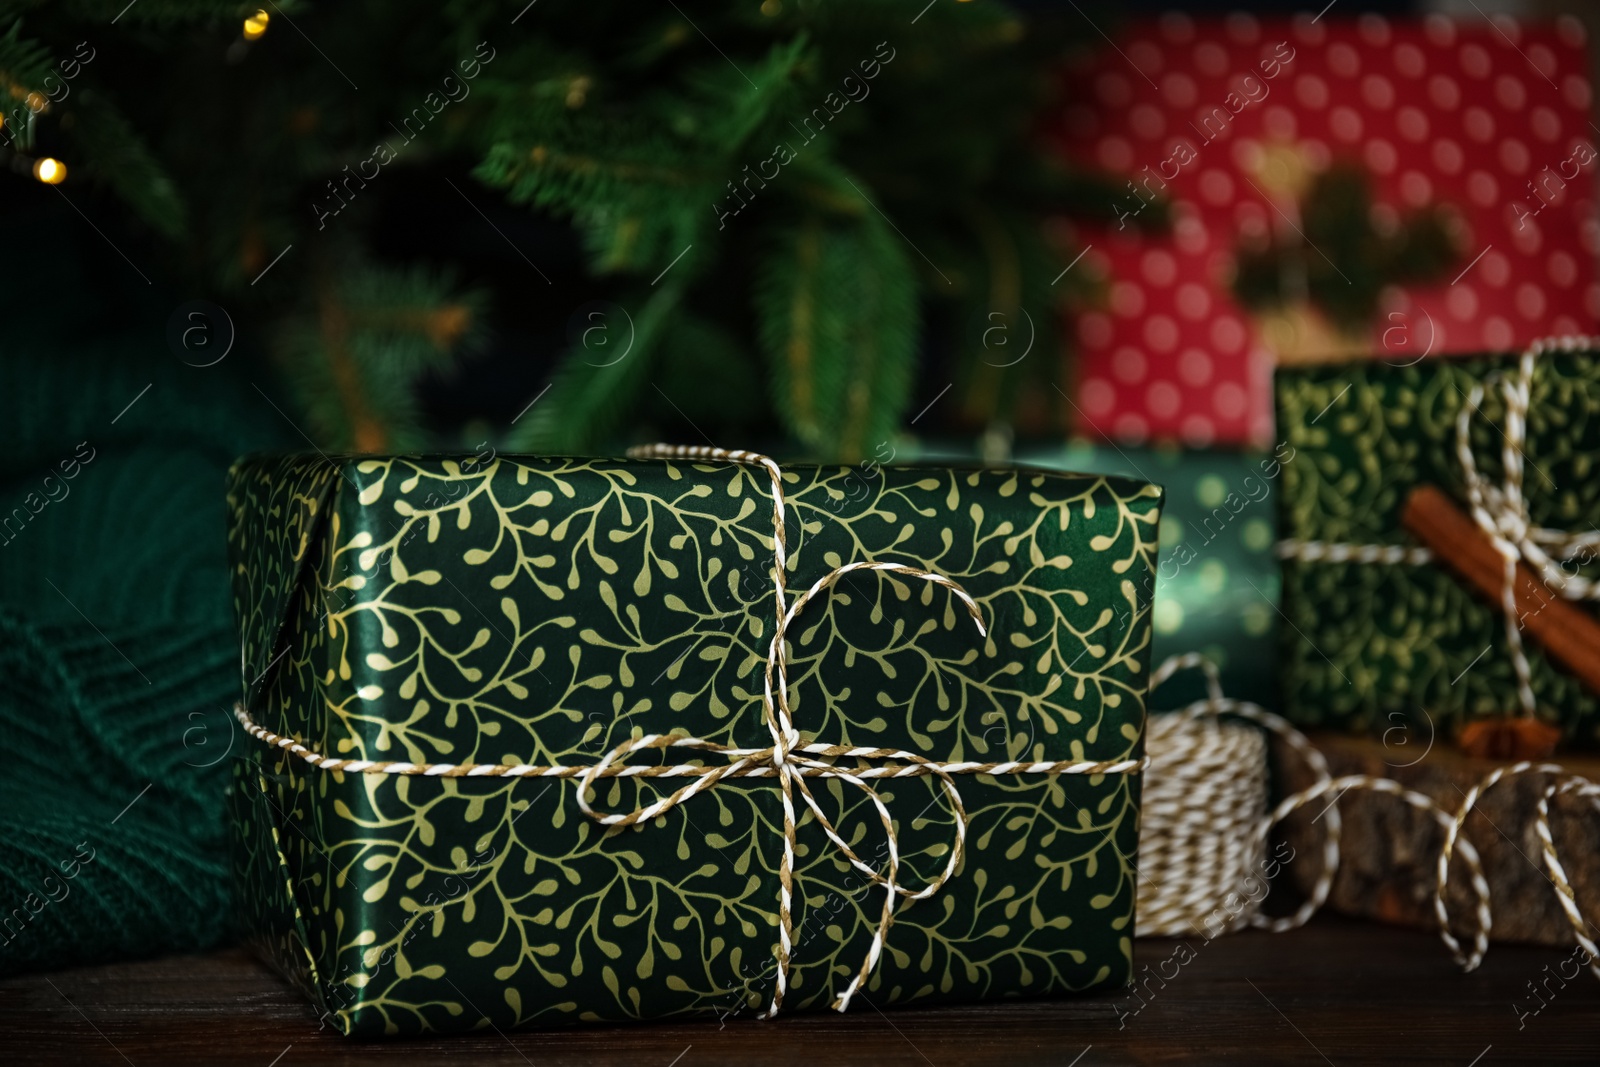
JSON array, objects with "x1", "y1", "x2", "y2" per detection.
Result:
[
  {"x1": 236, "y1": 443, "x2": 1148, "y2": 1019},
  {"x1": 1151, "y1": 333, "x2": 1600, "y2": 959},
  {"x1": 1277, "y1": 334, "x2": 1600, "y2": 717}
]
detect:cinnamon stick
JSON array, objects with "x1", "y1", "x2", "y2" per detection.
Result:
[{"x1": 1401, "y1": 483, "x2": 1600, "y2": 698}]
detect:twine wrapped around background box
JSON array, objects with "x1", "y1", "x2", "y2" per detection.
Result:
[{"x1": 1278, "y1": 335, "x2": 1600, "y2": 727}]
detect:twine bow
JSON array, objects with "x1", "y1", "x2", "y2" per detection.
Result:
[
  {"x1": 237, "y1": 443, "x2": 1148, "y2": 1019},
  {"x1": 1279, "y1": 335, "x2": 1600, "y2": 717},
  {"x1": 1452, "y1": 338, "x2": 1600, "y2": 714}
]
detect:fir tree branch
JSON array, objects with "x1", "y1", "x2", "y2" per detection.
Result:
[{"x1": 755, "y1": 208, "x2": 916, "y2": 461}]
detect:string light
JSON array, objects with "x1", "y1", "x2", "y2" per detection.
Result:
[
  {"x1": 33, "y1": 157, "x2": 66, "y2": 184},
  {"x1": 242, "y1": 10, "x2": 270, "y2": 40}
]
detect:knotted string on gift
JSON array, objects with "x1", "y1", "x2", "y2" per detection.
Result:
[
  {"x1": 1278, "y1": 334, "x2": 1600, "y2": 717},
  {"x1": 1141, "y1": 653, "x2": 1600, "y2": 981},
  {"x1": 235, "y1": 443, "x2": 1148, "y2": 1019}
]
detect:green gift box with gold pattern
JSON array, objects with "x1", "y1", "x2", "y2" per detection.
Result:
[
  {"x1": 225, "y1": 448, "x2": 1162, "y2": 1036},
  {"x1": 1276, "y1": 347, "x2": 1600, "y2": 748}
]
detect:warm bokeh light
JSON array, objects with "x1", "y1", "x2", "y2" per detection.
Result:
[{"x1": 32, "y1": 157, "x2": 65, "y2": 184}]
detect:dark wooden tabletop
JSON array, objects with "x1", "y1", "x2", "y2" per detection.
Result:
[{"x1": 1, "y1": 914, "x2": 1592, "y2": 1065}]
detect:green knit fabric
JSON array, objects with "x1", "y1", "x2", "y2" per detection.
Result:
[{"x1": 0, "y1": 329, "x2": 287, "y2": 974}]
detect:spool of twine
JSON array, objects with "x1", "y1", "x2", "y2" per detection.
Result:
[{"x1": 1136, "y1": 708, "x2": 1267, "y2": 937}]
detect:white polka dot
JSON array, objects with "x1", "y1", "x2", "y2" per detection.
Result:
[
  {"x1": 1463, "y1": 107, "x2": 1495, "y2": 143},
  {"x1": 1448, "y1": 284, "x2": 1478, "y2": 322},
  {"x1": 1512, "y1": 220, "x2": 1542, "y2": 255},
  {"x1": 1330, "y1": 106, "x2": 1364, "y2": 143},
  {"x1": 1587, "y1": 284, "x2": 1600, "y2": 318},
  {"x1": 1428, "y1": 74, "x2": 1461, "y2": 111},
  {"x1": 1081, "y1": 377, "x2": 1115, "y2": 417},
  {"x1": 1362, "y1": 74, "x2": 1395, "y2": 110},
  {"x1": 1549, "y1": 251, "x2": 1577, "y2": 288},
  {"x1": 1144, "y1": 315, "x2": 1179, "y2": 352},
  {"x1": 1397, "y1": 106, "x2": 1429, "y2": 143},
  {"x1": 1079, "y1": 311, "x2": 1114, "y2": 348},
  {"x1": 1198, "y1": 169, "x2": 1232, "y2": 207},
  {"x1": 1231, "y1": 138, "x2": 1263, "y2": 173},
  {"x1": 1496, "y1": 75, "x2": 1528, "y2": 112},
  {"x1": 1563, "y1": 75, "x2": 1591, "y2": 111},
  {"x1": 1147, "y1": 380, "x2": 1181, "y2": 418},
  {"x1": 1530, "y1": 107, "x2": 1562, "y2": 144},
  {"x1": 1131, "y1": 104, "x2": 1166, "y2": 141},
  {"x1": 1552, "y1": 315, "x2": 1579, "y2": 334},
  {"x1": 1516, "y1": 283, "x2": 1547, "y2": 320},
  {"x1": 1425, "y1": 14, "x2": 1457, "y2": 48},
  {"x1": 1557, "y1": 16, "x2": 1587, "y2": 49},
  {"x1": 1212, "y1": 316, "x2": 1247, "y2": 353},
  {"x1": 1432, "y1": 138, "x2": 1464, "y2": 175},
  {"x1": 1500, "y1": 140, "x2": 1530, "y2": 175},
  {"x1": 1394, "y1": 43, "x2": 1426, "y2": 79},
  {"x1": 1461, "y1": 43, "x2": 1492, "y2": 80},
  {"x1": 1481, "y1": 249, "x2": 1511, "y2": 288},
  {"x1": 1300, "y1": 138, "x2": 1331, "y2": 170},
  {"x1": 1141, "y1": 249, "x2": 1177, "y2": 287},
  {"x1": 1234, "y1": 202, "x2": 1268, "y2": 238},
  {"x1": 1292, "y1": 15, "x2": 1327, "y2": 48},
  {"x1": 1159, "y1": 12, "x2": 1195, "y2": 45},
  {"x1": 1528, "y1": 44, "x2": 1558, "y2": 82},
  {"x1": 1357, "y1": 13, "x2": 1391, "y2": 46},
  {"x1": 1128, "y1": 39, "x2": 1165, "y2": 77},
  {"x1": 1328, "y1": 43, "x2": 1361, "y2": 79},
  {"x1": 1111, "y1": 281, "x2": 1146, "y2": 317},
  {"x1": 1365, "y1": 139, "x2": 1398, "y2": 176},
  {"x1": 1177, "y1": 283, "x2": 1212, "y2": 321},
  {"x1": 1096, "y1": 72, "x2": 1132, "y2": 108},
  {"x1": 1098, "y1": 136, "x2": 1134, "y2": 172},
  {"x1": 1584, "y1": 219, "x2": 1600, "y2": 257},
  {"x1": 1225, "y1": 13, "x2": 1260, "y2": 44},
  {"x1": 1214, "y1": 382, "x2": 1248, "y2": 419},
  {"x1": 1113, "y1": 412, "x2": 1149, "y2": 442},
  {"x1": 1400, "y1": 171, "x2": 1432, "y2": 207},
  {"x1": 1265, "y1": 106, "x2": 1296, "y2": 139},
  {"x1": 1181, "y1": 416, "x2": 1217, "y2": 447},
  {"x1": 1178, "y1": 347, "x2": 1213, "y2": 385},
  {"x1": 1175, "y1": 215, "x2": 1209, "y2": 255},
  {"x1": 1208, "y1": 247, "x2": 1237, "y2": 279},
  {"x1": 1484, "y1": 316, "x2": 1515, "y2": 349},
  {"x1": 1468, "y1": 171, "x2": 1499, "y2": 209},
  {"x1": 1162, "y1": 72, "x2": 1197, "y2": 108},
  {"x1": 1295, "y1": 74, "x2": 1329, "y2": 110},
  {"x1": 1194, "y1": 42, "x2": 1229, "y2": 78},
  {"x1": 1377, "y1": 285, "x2": 1409, "y2": 318},
  {"x1": 1112, "y1": 346, "x2": 1147, "y2": 383}
]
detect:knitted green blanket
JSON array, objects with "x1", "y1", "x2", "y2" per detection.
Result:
[{"x1": 0, "y1": 330, "x2": 286, "y2": 974}]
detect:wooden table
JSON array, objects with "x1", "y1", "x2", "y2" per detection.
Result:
[{"x1": 1, "y1": 915, "x2": 1592, "y2": 1065}]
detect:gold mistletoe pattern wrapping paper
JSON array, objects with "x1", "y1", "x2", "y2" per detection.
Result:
[
  {"x1": 226, "y1": 453, "x2": 1162, "y2": 1036},
  {"x1": 1276, "y1": 349, "x2": 1600, "y2": 745}
]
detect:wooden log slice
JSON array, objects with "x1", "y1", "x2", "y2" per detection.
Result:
[{"x1": 1275, "y1": 732, "x2": 1600, "y2": 946}]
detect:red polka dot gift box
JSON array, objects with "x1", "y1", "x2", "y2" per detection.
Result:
[{"x1": 1050, "y1": 13, "x2": 1597, "y2": 446}]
